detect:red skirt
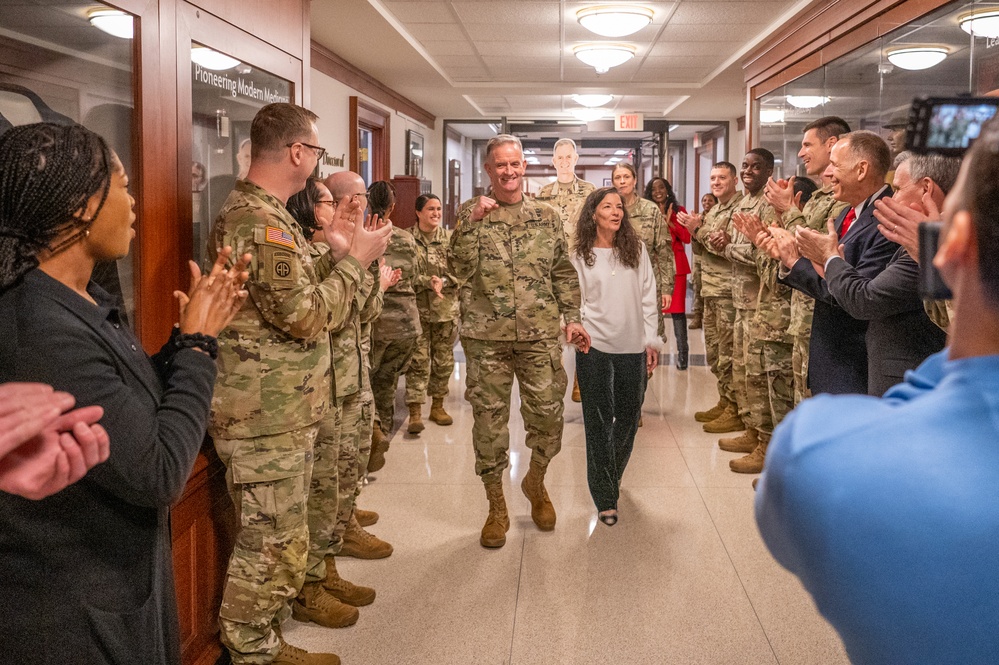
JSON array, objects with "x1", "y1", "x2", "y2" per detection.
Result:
[{"x1": 665, "y1": 274, "x2": 687, "y2": 314}]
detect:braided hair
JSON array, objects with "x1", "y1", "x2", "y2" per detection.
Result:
[{"x1": 0, "y1": 123, "x2": 112, "y2": 291}]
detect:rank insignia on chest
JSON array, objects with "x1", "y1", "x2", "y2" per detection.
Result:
[{"x1": 265, "y1": 226, "x2": 296, "y2": 249}]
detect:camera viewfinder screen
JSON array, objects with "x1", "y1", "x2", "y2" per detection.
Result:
[{"x1": 927, "y1": 104, "x2": 999, "y2": 149}]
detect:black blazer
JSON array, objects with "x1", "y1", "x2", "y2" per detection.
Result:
[
  {"x1": 781, "y1": 188, "x2": 897, "y2": 395},
  {"x1": 0, "y1": 271, "x2": 216, "y2": 665},
  {"x1": 825, "y1": 246, "x2": 947, "y2": 396}
]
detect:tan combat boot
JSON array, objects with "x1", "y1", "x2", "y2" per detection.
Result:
[
  {"x1": 480, "y1": 481, "x2": 510, "y2": 548},
  {"x1": 703, "y1": 404, "x2": 744, "y2": 433},
  {"x1": 688, "y1": 313, "x2": 703, "y2": 329},
  {"x1": 273, "y1": 640, "x2": 340, "y2": 665},
  {"x1": 694, "y1": 398, "x2": 727, "y2": 423},
  {"x1": 429, "y1": 397, "x2": 453, "y2": 425},
  {"x1": 323, "y1": 555, "x2": 375, "y2": 606},
  {"x1": 730, "y1": 436, "x2": 769, "y2": 474},
  {"x1": 367, "y1": 426, "x2": 389, "y2": 473},
  {"x1": 718, "y1": 428, "x2": 758, "y2": 453},
  {"x1": 354, "y1": 507, "x2": 379, "y2": 527},
  {"x1": 291, "y1": 582, "x2": 359, "y2": 629},
  {"x1": 340, "y1": 514, "x2": 393, "y2": 559},
  {"x1": 407, "y1": 403, "x2": 425, "y2": 434},
  {"x1": 521, "y1": 460, "x2": 556, "y2": 530},
  {"x1": 571, "y1": 373, "x2": 582, "y2": 403}
]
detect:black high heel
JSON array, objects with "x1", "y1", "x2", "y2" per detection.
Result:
[{"x1": 598, "y1": 511, "x2": 618, "y2": 526}]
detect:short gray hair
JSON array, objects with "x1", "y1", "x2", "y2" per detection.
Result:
[
  {"x1": 553, "y1": 138, "x2": 578, "y2": 153},
  {"x1": 904, "y1": 153, "x2": 963, "y2": 195},
  {"x1": 485, "y1": 134, "x2": 523, "y2": 162}
]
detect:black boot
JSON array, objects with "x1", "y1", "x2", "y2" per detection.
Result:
[{"x1": 672, "y1": 314, "x2": 689, "y2": 370}]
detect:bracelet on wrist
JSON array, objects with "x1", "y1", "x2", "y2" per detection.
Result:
[{"x1": 174, "y1": 331, "x2": 219, "y2": 360}]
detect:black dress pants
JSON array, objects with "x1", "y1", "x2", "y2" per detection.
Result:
[{"x1": 576, "y1": 347, "x2": 647, "y2": 512}]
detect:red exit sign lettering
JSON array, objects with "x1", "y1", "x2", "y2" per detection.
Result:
[{"x1": 615, "y1": 113, "x2": 644, "y2": 131}]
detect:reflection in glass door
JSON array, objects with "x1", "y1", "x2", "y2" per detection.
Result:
[{"x1": 358, "y1": 127, "x2": 373, "y2": 186}]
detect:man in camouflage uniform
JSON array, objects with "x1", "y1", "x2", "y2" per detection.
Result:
[
  {"x1": 535, "y1": 138, "x2": 595, "y2": 403},
  {"x1": 764, "y1": 117, "x2": 850, "y2": 404},
  {"x1": 679, "y1": 163, "x2": 742, "y2": 432},
  {"x1": 449, "y1": 134, "x2": 589, "y2": 549},
  {"x1": 405, "y1": 195, "x2": 460, "y2": 428},
  {"x1": 210, "y1": 103, "x2": 389, "y2": 665}
]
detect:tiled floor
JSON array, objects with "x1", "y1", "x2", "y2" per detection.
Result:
[{"x1": 285, "y1": 328, "x2": 849, "y2": 664}]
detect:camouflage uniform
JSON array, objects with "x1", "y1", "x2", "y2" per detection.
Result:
[
  {"x1": 780, "y1": 186, "x2": 849, "y2": 404},
  {"x1": 694, "y1": 193, "x2": 741, "y2": 405},
  {"x1": 370, "y1": 227, "x2": 422, "y2": 434},
  {"x1": 353, "y1": 263, "x2": 384, "y2": 492},
  {"x1": 535, "y1": 176, "x2": 596, "y2": 246},
  {"x1": 209, "y1": 180, "x2": 365, "y2": 664},
  {"x1": 405, "y1": 224, "x2": 460, "y2": 404},
  {"x1": 690, "y1": 242, "x2": 704, "y2": 319},
  {"x1": 725, "y1": 191, "x2": 767, "y2": 425},
  {"x1": 449, "y1": 196, "x2": 581, "y2": 484}
]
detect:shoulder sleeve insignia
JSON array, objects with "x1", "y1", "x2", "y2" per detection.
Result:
[{"x1": 264, "y1": 225, "x2": 296, "y2": 249}]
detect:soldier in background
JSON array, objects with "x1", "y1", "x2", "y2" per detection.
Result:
[
  {"x1": 450, "y1": 134, "x2": 589, "y2": 549},
  {"x1": 209, "y1": 103, "x2": 390, "y2": 665},
  {"x1": 688, "y1": 192, "x2": 718, "y2": 330},
  {"x1": 536, "y1": 138, "x2": 595, "y2": 402}
]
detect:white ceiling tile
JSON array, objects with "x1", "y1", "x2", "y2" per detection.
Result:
[
  {"x1": 669, "y1": 2, "x2": 787, "y2": 25},
  {"x1": 476, "y1": 41, "x2": 562, "y2": 57},
  {"x1": 407, "y1": 23, "x2": 466, "y2": 41},
  {"x1": 452, "y1": 2, "x2": 561, "y2": 24},
  {"x1": 434, "y1": 54, "x2": 484, "y2": 67},
  {"x1": 641, "y1": 55, "x2": 725, "y2": 70},
  {"x1": 658, "y1": 23, "x2": 752, "y2": 41},
  {"x1": 385, "y1": 1, "x2": 455, "y2": 24},
  {"x1": 480, "y1": 55, "x2": 560, "y2": 69},
  {"x1": 485, "y1": 68, "x2": 561, "y2": 81},
  {"x1": 464, "y1": 23, "x2": 560, "y2": 40},
  {"x1": 648, "y1": 40, "x2": 737, "y2": 57},
  {"x1": 631, "y1": 68, "x2": 711, "y2": 83},
  {"x1": 421, "y1": 40, "x2": 477, "y2": 56}
]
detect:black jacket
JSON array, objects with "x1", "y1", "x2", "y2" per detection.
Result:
[{"x1": 0, "y1": 270, "x2": 216, "y2": 665}]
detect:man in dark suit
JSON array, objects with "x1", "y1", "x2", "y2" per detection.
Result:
[
  {"x1": 796, "y1": 152, "x2": 958, "y2": 395},
  {"x1": 772, "y1": 130, "x2": 897, "y2": 395}
]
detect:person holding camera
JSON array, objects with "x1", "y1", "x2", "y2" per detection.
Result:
[
  {"x1": 756, "y1": 113, "x2": 999, "y2": 665},
  {"x1": 793, "y1": 151, "x2": 954, "y2": 396}
]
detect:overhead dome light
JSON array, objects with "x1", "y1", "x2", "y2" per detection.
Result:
[
  {"x1": 959, "y1": 9, "x2": 999, "y2": 39},
  {"x1": 88, "y1": 8, "x2": 133, "y2": 39},
  {"x1": 760, "y1": 109, "x2": 785, "y2": 124},
  {"x1": 885, "y1": 46, "x2": 948, "y2": 71},
  {"x1": 574, "y1": 44, "x2": 636, "y2": 74},
  {"x1": 572, "y1": 94, "x2": 614, "y2": 108},
  {"x1": 577, "y1": 5, "x2": 654, "y2": 37},
  {"x1": 191, "y1": 46, "x2": 241, "y2": 71},
  {"x1": 786, "y1": 95, "x2": 830, "y2": 109},
  {"x1": 571, "y1": 108, "x2": 607, "y2": 122}
]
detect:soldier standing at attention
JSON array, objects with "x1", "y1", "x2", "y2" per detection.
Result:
[
  {"x1": 209, "y1": 103, "x2": 390, "y2": 665},
  {"x1": 536, "y1": 138, "x2": 595, "y2": 403},
  {"x1": 404, "y1": 194, "x2": 460, "y2": 429},
  {"x1": 449, "y1": 134, "x2": 590, "y2": 549}
]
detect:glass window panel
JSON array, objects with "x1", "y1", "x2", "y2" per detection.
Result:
[{"x1": 0, "y1": 1, "x2": 136, "y2": 323}]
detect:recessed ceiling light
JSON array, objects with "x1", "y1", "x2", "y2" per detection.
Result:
[
  {"x1": 577, "y1": 5, "x2": 654, "y2": 38},
  {"x1": 614, "y1": 149, "x2": 628, "y2": 155},
  {"x1": 572, "y1": 108, "x2": 607, "y2": 122},
  {"x1": 786, "y1": 95, "x2": 830, "y2": 109},
  {"x1": 886, "y1": 46, "x2": 948, "y2": 71},
  {"x1": 191, "y1": 45, "x2": 241, "y2": 71},
  {"x1": 960, "y1": 9, "x2": 999, "y2": 39},
  {"x1": 572, "y1": 94, "x2": 614, "y2": 108},
  {"x1": 88, "y1": 8, "x2": 133, "y2": 39},
  {"x1": 573, "y1": 44, "x2": 636, "y2": 74}
]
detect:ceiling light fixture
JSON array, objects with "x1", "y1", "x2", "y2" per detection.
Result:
[
  {"x1": 760, "y1": 109, "x2": 785, "y2": 124},
  {"x1": 572, "y1": 94, "x2": 614, "y2": 107},
  {"x1": 577, "y1": 5, "x2": 654, "y2": 37},
  {"x1": 88, "y1": 8, "x2": 133, "y2": 39},
  {"x1": 786, "y1": 95, "x2": 830, "y2": 109},
  {"x1": 191, "y1": 45, "x2": 241, "y2": 71},
  {"x1": 959, "y1": 9, "x2": 999, "y2": 39},
  {"x1": 574, "y1": 44, "x2": 636, "y2": 74},
  {"x1": 571, "y1": 108, "x2": 607, "y2": 122},
  {"x1": 885, "y1": 46, "x2": 948, "y2": 71}
]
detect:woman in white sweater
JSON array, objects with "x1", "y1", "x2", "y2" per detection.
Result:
[{"x1": 571, "y1": 187, "x2": 660, "y2": 526}]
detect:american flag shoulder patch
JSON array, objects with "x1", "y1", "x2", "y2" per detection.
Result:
[{"x1": 264, "y1": 226, "x2": 296, "y2": 249}]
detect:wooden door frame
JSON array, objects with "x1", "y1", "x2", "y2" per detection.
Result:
[{"x1": 349, "y1": 96, "x2": 390, "y2": 181}]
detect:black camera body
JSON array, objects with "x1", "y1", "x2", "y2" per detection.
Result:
[
  {"x1": 918, "y1": 222, "x2": 952, "y2": 300},
  {"x1": 904, "y1": 97, "x2": 999, "y2": 156}
]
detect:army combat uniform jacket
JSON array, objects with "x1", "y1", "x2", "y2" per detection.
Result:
[
  {"x1": 694, "y1": 192, "x2": 742, "y2": 299},
  {"x1": 450, "y1": 197, "x2": 581, "y2": 341},
  {"x1": 535, "y1": 176, "x2": 596, "y2": 245},
  {"x1": 412, "y1": 224, "x2": 459, "y2": 323},
  {"x1": 373, "y1": 227, "x2": 422, "y2": 341}
]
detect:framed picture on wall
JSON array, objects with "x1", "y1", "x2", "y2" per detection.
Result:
[
  {"x1": 407, "y1": 130, "x2": 424, "y2": 178},
  {"x1": 603, "y1": 178, "x2": 612, "y2": 186}
]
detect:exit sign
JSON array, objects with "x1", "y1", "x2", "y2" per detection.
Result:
[{"x1": 615, "y1": 113, "x2": 644, "y2": 131}]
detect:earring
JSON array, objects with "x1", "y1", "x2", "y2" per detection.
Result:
[{"x1": 84, "y1": 229, "x2": 90, "y2": 237}]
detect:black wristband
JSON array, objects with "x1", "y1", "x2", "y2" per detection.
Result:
[{"x1": 174, "y1": 332, "x2": 219, "y2": 360}]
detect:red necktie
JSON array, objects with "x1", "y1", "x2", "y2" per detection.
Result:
[{"x1": 839, "y1": 207, "x2": 857, "y2": 239}]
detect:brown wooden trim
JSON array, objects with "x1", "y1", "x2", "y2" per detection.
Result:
[
  {"x1": 349, "y1": 96, "x2": 391, "y2": 181},
  {"x1": 312, "y1": 41, "x2": 435, "y2": 128}
]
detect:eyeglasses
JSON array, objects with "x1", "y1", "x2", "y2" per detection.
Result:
[
  {"x1": 287, "y1": 141, "x2": 326, "y2": 160},
  {"x1": 317, "y1": 200, "x2": 336, "y2": 207}
]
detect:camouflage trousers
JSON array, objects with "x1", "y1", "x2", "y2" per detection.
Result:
[
  {"x1": 404, "y1": 319, "x2": 458, "y2": 404},
  {"x1": 304, "y1": 405, "x2": 342, "y2": 584},
  {"x1": 370, "y1": 336, "x2": 418, "y2": 434},
  {"x1": 461, "y1": 337, "x2": 567, "y2": 485},
  {"x1": 691, "y1": 254, "x2": 703, "y2": 316},
  {"x1": 702, "y1": 296, "x2": 736, "y2": 405},
  {"x1": 744, "y1": 337, "x2": 794, "y2": 440},
  {"x1": 215, "y1": 424, "x2": 320, "y2": 664},
  {"x1": 732, "y1": 307, "x2": 756, "y2": 421},
  {"x1": 330, "y1": 392, "x2": 364, "y2": 552},
  {"x1": 792, "y1": 332, "x2": 812, "y2": 405}
]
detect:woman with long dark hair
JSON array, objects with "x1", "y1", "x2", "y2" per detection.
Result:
[
  {"x1": 572, "y1": 187, "x2": 660, "y2": 526},
  {"x1": 0, "y1": 122, "x2": 248, "y2": 663},
  {"x1": 644, "y1": 176, "x2": 691, "y2": 369}
]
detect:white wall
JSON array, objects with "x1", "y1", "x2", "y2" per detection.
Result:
[{"x1": 309, "y1": 69, "x2": 442, "y2": 194}]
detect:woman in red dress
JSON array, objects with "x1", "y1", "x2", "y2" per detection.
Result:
[{"x1": 644, "y1": 177, "x2": 690, "y2": 369}]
